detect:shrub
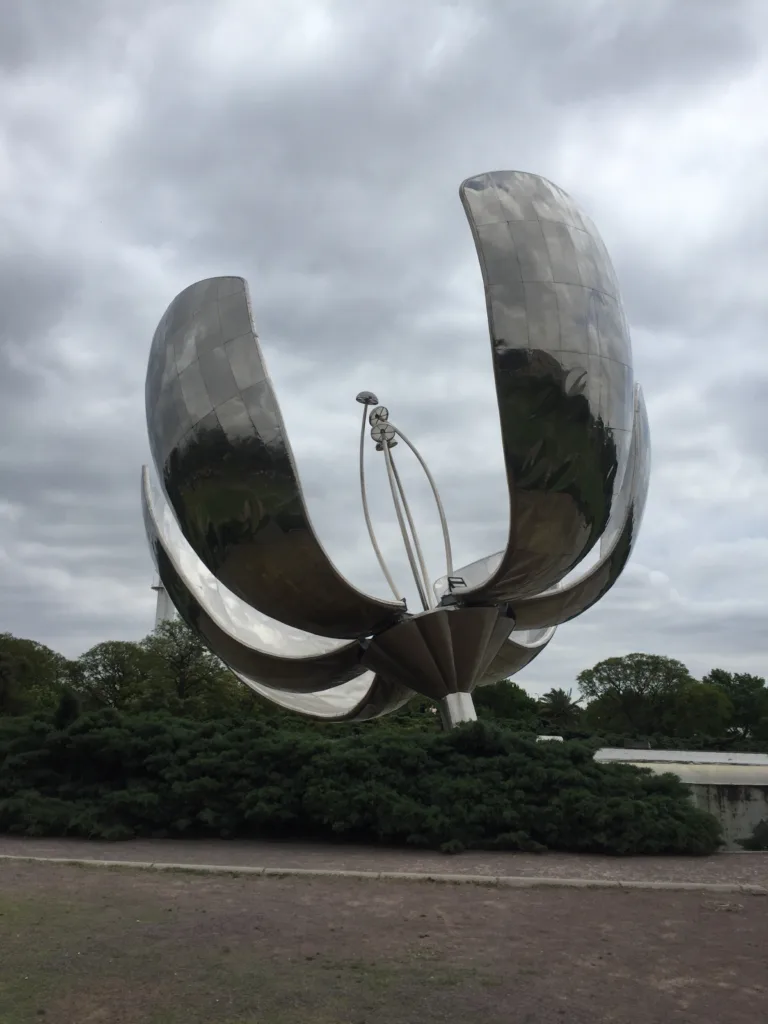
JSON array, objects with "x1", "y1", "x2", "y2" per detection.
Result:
[{"x1": 0, "y1": 714, "x2": 722, "y2": 855}]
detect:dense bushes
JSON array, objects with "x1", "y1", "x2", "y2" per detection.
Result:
[
  {"x1": 0, "y1": 711, "x2": 722, "y2": 855},
  {"x1": 1, "y1": 630, "x2": 757, "y2": 858}
]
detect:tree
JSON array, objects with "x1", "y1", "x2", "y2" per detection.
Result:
[
  {"x1": 659, "y1": 682, "x2": 733, "y2": 739},
  {"x1": 579, "y1": 654, "x2": 695, "y2": 736},
  {"x1": 537, "y1": 688, "x2": 582, "y2": 732},
  {"x1": 0, "y1": 650, "x2": 30, "y2": 715},
  {"x1": 0, "y1": 633, "x2": 70, "y2": 715},
  {"x1": 582, "y1": 689, "x2": 639, "y2": 735},
  {"x1": 52, "y1": 688, "x2": 82, "y2": 730},
  {"x1": 703, "y1": 670, "x2": 768, "y2": 739},
  {"x1": 72, "y1": 640, "x2": 150, "y2": 710},
  {"x1": 474, "y1": 680, "x2": 539, "y2": 728},
  {"x1": 578, "y1": 655, "x2": 737, "y2": 741},
  {"x1": 579, "y1": 653, "x2": 694, "y2": 701},
  {"x1": 139, "y1": 620, "x2": 249, "y2": 717}
]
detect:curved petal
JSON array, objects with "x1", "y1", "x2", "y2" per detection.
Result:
[
  {"x1": 434, "y1": 553, "x2": 502, "y2": 601},
  {"x1": 232, "y1": 669, "x2": 414, "y2": 722},
  {"x1": 145, "y1": 276, "x2": 405, "y2": 638},
  {"x1": 143, "y1": 467, "x2": 354, "y2": 658},
  {"x1": 476, "y1": 626, "x2": 557, "y2": 687},
  {"x1": 439, "y1": 386, "x2": 649, "y2": 629},
  {"x1": 456, "y1": 171, "x2": 635, "y2": 602},
  {"x1": 142, "y1": 466, "x2": 374, "y2": 693},
  {"x1": 501, "y1": 383, "x2": 650, "y2": 630}
]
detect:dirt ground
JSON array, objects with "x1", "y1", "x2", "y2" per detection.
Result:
[
  {"x1": 0, "y1": 862, "x2": 765, "y2": 1024},
  {"x1": 1, "y1": 835, "x2": 766, "y2": 886}
]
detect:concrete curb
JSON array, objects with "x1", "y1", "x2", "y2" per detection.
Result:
[{"x1": 1, "y1": 854, "x2": 766, "y2": 895}]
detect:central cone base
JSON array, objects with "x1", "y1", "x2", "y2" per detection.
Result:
[{"x1": 361, "y1": 606, "x2": 514, "y2": 709}]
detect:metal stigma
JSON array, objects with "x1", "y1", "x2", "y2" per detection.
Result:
[
  {"x1": 142, "y1": 170, "x2": 651, "y2": 728},
  {"x1": 356, "y1": 395, "x2": 402, "y2": 603},
  {"x1": 357, "y1": 399, "x2": 452, "y2": 613}
]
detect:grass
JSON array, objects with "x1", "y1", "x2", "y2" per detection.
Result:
[
  {"x1": 0, "y1": 884, "x2": 491, "y2": 1024},
  {"x1": 1, "y1": 859, "x2": 766, "y2": 1024}
]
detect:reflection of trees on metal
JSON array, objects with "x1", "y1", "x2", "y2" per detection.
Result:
[{"x1": 142, "y1": 170, "x2": 651, "y2": 728}]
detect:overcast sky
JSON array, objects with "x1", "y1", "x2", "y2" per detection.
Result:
[{"x1": 1, "y1": 0, "x2": 767, "y2": 696}]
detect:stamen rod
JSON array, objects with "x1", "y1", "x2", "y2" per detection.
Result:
[
  {"x1": 358, "y1": 402, "x2": 402, "y2": 602},
  {"x1": 382, "y1": 441, "x2": 430, "y2": 611},
  {"x1": 390, "y1": 424, "x2": 453, "y2": 577},
  {"x1": 389, "y1": 452, "x2": 434, "y2": 609}
]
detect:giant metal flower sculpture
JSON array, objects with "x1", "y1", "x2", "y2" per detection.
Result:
[{"x1": 142, "y1": 171, "x2": 650, "y2": 727}]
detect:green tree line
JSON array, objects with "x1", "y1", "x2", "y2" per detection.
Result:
[
  {"x1": 2, "y1": 626, "x2": 767, "y2": 748},
  {"x1": 3, "y1": 625, "x2": 766, "y2": 854}
]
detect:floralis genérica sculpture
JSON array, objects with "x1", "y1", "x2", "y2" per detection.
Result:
[{"x1": 142, "y1": 171, "x2": 651, "y2": 728}]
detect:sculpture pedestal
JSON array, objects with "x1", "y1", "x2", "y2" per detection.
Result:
[
  {"x1": 438, "y1": 692, "x2": 477, "y2": 730},
  {"x1": 361, "y1": 605, "x2": 514, "y2": 725}
]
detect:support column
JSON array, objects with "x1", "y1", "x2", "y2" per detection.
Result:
[{"x1": 438, "y1": 691, "x2": 477, "y2": 730}]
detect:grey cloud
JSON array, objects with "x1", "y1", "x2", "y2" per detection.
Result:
[
  {"x1": 0, "y1": 0, "x2": 162, "y2": 71},
  {"x1": 530, "y1": 0, "x2": 762, "y2": 102},
  {"x1": 0, "y1": 251, "x2": 80, "y2": 422},
  {"x1": 0, "y1": 0, "x2": 766, "y2": 691},
  {"x1": 709, "y1": 373, "x2": 768, "y2": 468}
]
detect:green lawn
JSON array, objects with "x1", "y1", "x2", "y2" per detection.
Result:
[
  {"x1": 0, "y1": 860, "x2": 765, "y2": 1024},
  {"x1": 0, "y1": 867, "x2": 496, "y2": 1024}
]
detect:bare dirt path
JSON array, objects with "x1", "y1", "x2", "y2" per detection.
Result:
[
  {"x1": 0, "y1": 860, "x2": 766, "y2": 1024},
  {"x1": 0, "y1": 834, "x2": 766, "y2": 886}
]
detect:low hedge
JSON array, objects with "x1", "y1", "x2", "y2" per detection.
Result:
[{"x1": 0, "y1": 711, "x2": 722, "y2": 854}]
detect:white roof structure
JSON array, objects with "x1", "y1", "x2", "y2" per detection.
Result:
[{"x1": 595, "y1": 748, "x2": 768, "y2": 786}]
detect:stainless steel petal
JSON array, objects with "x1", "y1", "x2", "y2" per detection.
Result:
[
  {"x1": 476, "y1": 625, "x2": 557, "y2": 686},
  {"x1": 232, "y1": 669, "x2": 414, "y2": 722},
  {"x1": 142, "y1": 467, "x2": 374, "y2": 693},
  {"x1": 143, "y1": 467, "x2": 357, "y2": 659},
  {"x1": 439, "y1": 386, "x2": 649, "y2": 629},
  {"x1": 503, "y1": 384, "x2": 650, "y2": 630},
  {"x1": 145, "y1": 276, "x2": 405, "y2": 638},
  {"x1": 457, "y1": 171, "x2": 635, "y2": 602},
  {"x1": 434, "y1": 553, "x2": 502, "y2": 601}
]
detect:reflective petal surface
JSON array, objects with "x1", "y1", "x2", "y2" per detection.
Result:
[
  {"x1": 145, "y1": 276, "x2": 405, "y2": 638},
  {"x1": 435, "y1": 385, "x2": 650, "y2": 629},
  {"x1": 510, "y1": 384, "x2": 650, "y2": 629},
  {"x1": 477, "y1": 626, "x2": 557, "y2": 687},
  {"x1": 142, "y1": 467, "x2": 373, "y2": 692},
  {"x1": 231, "y1": 669, "x2": 414, "y2": 722},
  {"x1": 458, "y1": 171, "x2": 634, "y2": 601}
]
